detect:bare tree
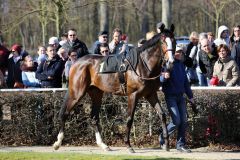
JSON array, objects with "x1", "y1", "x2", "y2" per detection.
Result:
[
  {"x1": 162, "y1": 0, "x2": 172, "y2": 28},
  {"x1": 99, "y1": 0, "x2": 109, "y2": 32},
  {"x1": 141, "y1": 0, "x2": 149, "y2": 35},
  {"x1": 51, "y1": 0, "x2": 68, "y2": 37},
  {"x1": 198, "y1": 0, "x2": 232, "y2": 36},
  {"x1": 36, "y1": 0, "x2": 49, "y2": 45}
]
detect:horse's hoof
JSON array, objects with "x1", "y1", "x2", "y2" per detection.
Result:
[
  {"x1": 103, "y1": 146, "x2": 112, "y2": 151},
  {"x1": 53, "y1": 143, "x2": 60, "y2": 150},
  {"x1": 127, "y1": 147, "x2": 135, "y2": 153},
  {"x1": 160, "y1": 144, "x2": 170, "y2": 151},
  {"x1": 165, "y1": 146, "x2": 170, "y2": 152}
]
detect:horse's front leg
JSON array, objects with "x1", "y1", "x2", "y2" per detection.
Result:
[
  {"x1": 88, "y1": 88, "x2": 110, "y2": 151},
  {"x1": 91, "y1": 104, "x2": 111, "y2": 151},
  {"x1": 125, "y1": 92, "x2": 138, "y2": 153},
  {"x1": 53, "y1": 92, "x2": 76, "y2": 150},
  {"x1": 53, "y1": 92, "x2": 70, "y2": 150},
  {"x1": 145, "y1": 92, "x2": 170, "y2": 151}
]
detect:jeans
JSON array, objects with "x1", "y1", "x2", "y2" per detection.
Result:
[
  {"x1": 196, "y1": 72, "x2": 208, "y2": 86},
  {"x1": 160, "y1": 94, "x2": 188, "y2": 149}
]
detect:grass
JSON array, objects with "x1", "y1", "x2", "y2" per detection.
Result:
[{"x1": 0, "y1": 152, "x2": 190, "y2": 160}]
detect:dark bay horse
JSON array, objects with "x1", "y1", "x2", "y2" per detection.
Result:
[{"x1": 53, "y1": 24, "x2": 176, "y2": 153}]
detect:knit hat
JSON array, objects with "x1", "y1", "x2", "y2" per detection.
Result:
[
  {"x1": 11, "y1": 44, "x2": 22, "y2": 53},
  {"x1": 156, "y1": 22, "x2": 164, "y2": 29},
  {"x1": 98, "y1": 31, "x2": 108, "y2": 36},
  {"x1": 48, "y1": 37, "x2": 59, "y2": 45},
  {"x1": 176, "y1": 45, "x2": 183, "y2": 52}
]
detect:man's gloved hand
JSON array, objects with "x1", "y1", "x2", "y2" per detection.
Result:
[{"x1": 189, "y1": 98, "x2": 198, "y2": 115}]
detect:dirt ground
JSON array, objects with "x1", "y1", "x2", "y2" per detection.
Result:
[{"x1": 0, "y1": 146, "x2": 240, "y2": 160}]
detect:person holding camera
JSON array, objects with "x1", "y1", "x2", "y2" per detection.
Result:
[{"x1": 109, "y1": 28, "x2": 128, "y2": 55}]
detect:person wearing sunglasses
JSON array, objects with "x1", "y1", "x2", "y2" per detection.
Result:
[
  {"x1": 64, "y1": 49, "x2": 78, "y2": 87},
  {"x1": 61, "y1": 28, "x2": 89, "y2": 59},
  {"x1": 99, "y1": 43, "x2": 110, "y2": 56},
  {"x1": 91, "y1": 31, "x2": 109, "y2": 55}
]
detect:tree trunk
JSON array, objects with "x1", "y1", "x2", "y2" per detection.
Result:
[
  {"x1": 53, "y1": 1, "x2": 65, "y2": 38},
  {"x1": 162, "y1": 0, "x2": 172, "y2": 28},
  {"x1": 215, "y1": 13, "x2": 219, "y2": 38},
  {"x1": 141, "y1": 0, "x2": 149, "y2": 35},
  {"x1": 99, "y1": 0, "x2": 109, "y2": 32},
  {"x1": 41, "y1": 22, "x2": 47, "y2": 45},
  {"x1": 19, "y1": 24, "x2": 26, "y2": 48}
]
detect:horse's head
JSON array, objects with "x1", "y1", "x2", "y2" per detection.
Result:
[{"x1": 159, "y1": 24, "x2": 176, "y2": 70}]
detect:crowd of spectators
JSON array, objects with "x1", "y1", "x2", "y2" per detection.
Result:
[
  {"x1": 179, "y1": 25, "x2": 240, "y2": 87},
  {"x1": 0, "y1": 27, "x2": 130, "y2": 89},
  {"x1": 0, "y1": 24, "x2": 240, "y2": 89}
]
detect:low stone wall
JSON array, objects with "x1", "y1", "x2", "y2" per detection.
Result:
[{"x1": 0, "y1": 88, "x2": 239, "y2": 148}]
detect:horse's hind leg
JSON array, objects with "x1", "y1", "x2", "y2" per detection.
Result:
[
  {"x1": 88, "y1": 87, "x2": 110, "y2": 151},
  {"x1": 145, "y1": 92, "x2": 169, "y2": 151}
]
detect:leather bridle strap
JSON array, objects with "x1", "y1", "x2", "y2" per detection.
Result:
[{"x1": 124, "y1": 57, "x2": 164, "y2": 80}]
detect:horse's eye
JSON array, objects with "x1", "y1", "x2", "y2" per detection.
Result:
[{"x1": 161, "y1": 36, "x2": 166, "y2": 41}]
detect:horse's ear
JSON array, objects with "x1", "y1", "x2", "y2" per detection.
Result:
[
  {"x1": 170, "y1": 24, "x2": 175, "y2": 33},
  {"x1": 160, "y1": 23, "x2": 165, "y2": 32}
]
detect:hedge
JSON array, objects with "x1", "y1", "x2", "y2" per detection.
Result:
[{"x1": 0, "y1": 88, "x2": 240, "y2": 149}]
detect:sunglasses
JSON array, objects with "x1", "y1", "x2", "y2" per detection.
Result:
[{"x1": 101, "y1": 50, "x2": 109, "y2": 53}]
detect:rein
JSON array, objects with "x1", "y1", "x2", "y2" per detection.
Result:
[{"x1": 124, "y1": 48, "x2": 173, "y2": 80}]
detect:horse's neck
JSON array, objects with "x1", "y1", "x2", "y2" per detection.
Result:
[{"x1": 139, "y1": 46, "x2": 162, "y2": 74}]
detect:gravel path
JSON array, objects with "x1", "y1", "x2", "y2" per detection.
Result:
[{"x1": 0, "y1": 146, "x2": 240, "y2": 160}]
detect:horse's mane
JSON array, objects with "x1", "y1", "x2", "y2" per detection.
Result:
[
  {"x1": 136, "y1": 29, "x2": 174, "y2": 54},
  {"x1": 136, "y1": 33, "x2": 161, "y2": 54}
]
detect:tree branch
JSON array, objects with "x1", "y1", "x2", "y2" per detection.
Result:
[{"x1": 233, "y1": 0, "x2": 240, "y2": 5}]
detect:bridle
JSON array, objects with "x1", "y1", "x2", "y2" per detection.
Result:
[{"x1": 125, "y1": 37, "x2": 175, "y2": 80}]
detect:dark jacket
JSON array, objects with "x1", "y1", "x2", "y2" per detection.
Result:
[
  {"x1": 230, "y1": 38, "x2": 240, "y2": 68},
  {"x1": 61, "y1": 38, "x2": 89, "y2": 58},
  {"x1": 36, "y1": 55, "x2": 64, "y2": 88},
  {"x1": 6, "y1": 57, "x2": 23, "y2": 88},
  {"x1": 0, "y1": 45, "x2": 10, "y2": 73},
  {"x1": 198, "y1": 50, "x2": 217, "y2": 79},
  {"x1": 185, "y1": 42, "x2": 197, "y2": 68},
  {"x1": 160, "y1": 60, "x2": 193, "y2": 99}
]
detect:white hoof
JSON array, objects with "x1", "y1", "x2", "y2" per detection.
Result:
[
  {"x1": 103, "y1": 146, "x2": 112, "y2": 151},
  {"x1": 53, "y1": 142, "x2": 60, "y2": 150}
]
